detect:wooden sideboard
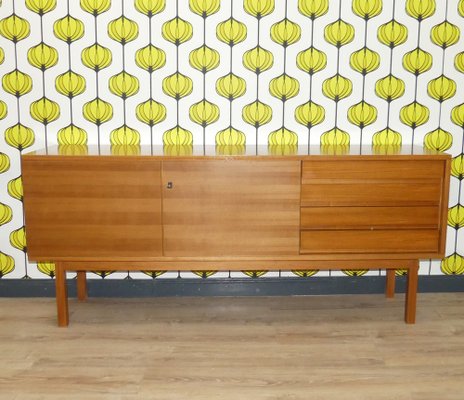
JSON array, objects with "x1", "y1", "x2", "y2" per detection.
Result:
[{"x1": 21, "y1": 145, "x2": 451, "y2": 326}]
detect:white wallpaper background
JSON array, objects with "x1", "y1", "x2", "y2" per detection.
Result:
[{"x1": 0, "y1": 0, "x2": 463, "y2": 280}]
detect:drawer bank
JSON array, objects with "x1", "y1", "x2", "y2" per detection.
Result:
[{"x1": 21, "y1": 145, "x2": 451, "y2": 326}]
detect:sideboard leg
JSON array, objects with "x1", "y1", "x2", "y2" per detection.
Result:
[
  {"x1": 404, "y1": 261, "x2": 419, "y2": 324},
  {"x1": 77, "y1": 271, "x2": 87, "y2": 301},
  {"x1": 385, "y1": 269, "x2": 396, "y2": 298},
  {"x1": 55, "y1": 262, "x2": 69, "y2": 327}
]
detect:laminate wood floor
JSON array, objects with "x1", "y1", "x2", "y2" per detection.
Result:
[{"x1": 1, "y1": 294, "x2": 463, "y2": 400}]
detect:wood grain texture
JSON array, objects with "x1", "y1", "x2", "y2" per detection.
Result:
[
  {"x1": 22, "y1": 158, "x2": 163, "y2": 259},
  {"x1": 162, "y1": 160, "x2": 300, "y2": 256},
  {"x1": 300, "y1": 230, "x2": 439, "y2": 254},
  {"x1": 1, "y1": 294, "x2": 464, "y2": 400},
  {"x1": 300, "y1": 206, "x2": 439, "y2": 230}
]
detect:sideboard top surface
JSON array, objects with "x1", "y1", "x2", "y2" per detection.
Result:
[{"x1": 23, "y1": 145, "x2": 450, "y2": 160}]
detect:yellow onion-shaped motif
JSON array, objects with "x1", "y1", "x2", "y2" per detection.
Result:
[
  {"x1": 0, "y1": 47, "x2": 3, "y2": 64},
  {"x1": 242, "y1": 271, "x2": 267, "y2": 278},
  {"x1": 2, "y1": 70, "x2": 33, "y2": 97},
  {"x1": 0, "y1": 203, "x2": 12, "y2": 226},
  {"x1": 452, "y1": 155, "x2": 464, "y2": 180},
  {"x1": 83, "y1": 98, "x2": 113, "y2": 125},
  {"x1": 216, "y1": 127, "x2": 246, "y2": 146},
  {"x1": 243, "y1": 46, "x2": 273, "y2": 74},
  {"x1": 348, "y1": 101, "x2": 377, "y2": 128},
  {"x1": 298, "y1": 0, "x2": 328, "y2": 19},
  {"x1": 322, "y1": 74, "x2": 352, "y2": 101},
  {"x1": 81, "y1": 0, "x2": 111, "y2": 15},
  {"x1": 375, "y1": 75, "x2": 405, "y2": 102},
  {"x1": 0, "y1": 153, "x2": 10, "y2": 174},
  {"x1": 270, "y1": 19, "x2": 301, "y2": 47},
  {"x1": 427, "y1": 75, "x2": 456, "y2": 102},
  {"x1": 190, "y1": 100, "x2": 220, "y2": 127},
  {"x1": 455, "y1": 52, "x2": 464, "y2": 73},
  {"x1": 269, "y1": 74, "x2": 299, "y2": 101},
  {"x1": 142, "y1": 271, "x2": 167, "y2": 278},
  {"x1": 58, "y1": 145, "x2": 88, "y2": 156},
  {"x1": 406, "y1": 0, "x2": 436, "y2": 20},
  {"x1": 295, "y1": 101, "x2": 325, "y2": 128},
  {"x1": 135, "y1": 0, "x2": 165, "y2": 16},
  {"x1": 431, "y1": 21, "x2": 460, "y2": 48},
  {"x1": 0, "y1": 100, "x2": 6, "y2": 120},
  {"x1": 7, "y1": 177, "x2": 23, "y2": 201},
  {"x1": 37, "y1": 262, "x2": 55, "y2": 278},
  {"x1": 342, "y1": 269, "x2": 368, "y2": 277},
  {"x1": 441, "y1": 253, "x2": 464, "y2": 275},
  {"x1": 297, "y1": 47, "x2": 326, "y2": 74},
  {"x1": 136, "y1": 45, "x2": 165, "y2": 72},
  {"x1": 163, "y1": 126, "x2": 193, "y2": 146},
  {"x1": 5, "y1": 124, "x2": 34, "y2": 151},
  {"x1": 451, "y1": 103, "x2": 464, "y2": 127},
  {"x1": 136, "y1": 99, "x2": 166, "y2": 126},
  {"x1": 192, "y1": 271, "x2": 217, "y2": 278},
  {"x1": 189, "y1": 0, "x2": 220, "y2": 17},
  {"x1": 448, "y1": 205, "x2": 464, "y2": 229},
  {"x1": 30, "y1": 97, "x2": 60, "y2": 124},
  {"x1": 320, "y1": 128, "x2": 350, "y2": 145},
  {"x1": 216, "y1": 18, "x2": 247, "y2": 46},
  {"x1": 403, "y1": 47, "x2": 433, "y2": 75},
  {"x1": 378, "y1": 19, "x2": 408, "y2": 48},
  {"x1": 27, "y1": 43, "x2": 58, "y2": 70},
  {"x1": 292, "y1": 270, "x2": 319, "y2": 277},
  {"x1": 162, "y1": 17, "x2": 193, "y2": 45},
  {"x1": 400, "y1": 102, "x2": 429, "y2": 128},
  {"x1": 352, "y1": 0, "x2": 382, "y2": 20},
  {"x1": 0, "y1": 252, "x2": 15, "y2": 278},
  {"x1": 163, "y1": 73, "x2": 193, "y2": 99},
  {"x1": 216, "y1": 73, "x2": 246, "y2": 100},
  {"x1": 268, "y1": 127, "x2": 298, "y2": 146},
  {"x1": 0, "y1": 14, "x2": 30, "y2": 42},
  {"x1": 82, "y1": 43, "x2": 112, "y2": 71},
  {"x1": 108, "y1": 16, "x2": 138, "y2": 44},
  {"x1": 26, "y1": 0, "x2": 56, "y2": 14},
  {"x1": 460, "y1": 0, "x2": 464, "y2": 16},
  {"x1": 57, "y1": 124, "x2": 87, "y2": 145},
  {"x1": 109, "y1": 71, "x2": 139, "y2": 98},
  {"x1": 423, "y1": 128, "x2": 452, "y2": 152},
  {"x1": 110, "y1": 145, "x2": 141, "y2": 156},
  {"x1": 56, "y1": 71, "x2": 86, "y2": 98},
  {"x1": 244, "y1": 0, "x2": 275, "y2": 18},
  {"x1": 110, "y1": 125, "x2": 140, "y2": 145},
  {"x1": 324, "y1": 19, "x2": 355, "y2": 47},
  {"x1": 372, "y1": 128, "x2": 402, "y2": 146},
  {"x1": 10, "y1": 226, "x2": 26, "y2": 252},
  {"x1": 350, "y1": 47, "x2": 380, "y2": 75},
  {"x1": 53, "y1": 15, "x2": 84, "y2": 43},
  {"x1": 242, "y1": 100, "x2": 272, "y2": 128},
  {"x1": 189, "y1": 45, "x2": 220, "y2": 73}
]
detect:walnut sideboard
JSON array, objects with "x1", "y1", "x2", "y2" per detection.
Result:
[{"x1": 21, "y1": 145, "x2": 451, "y2": 326}]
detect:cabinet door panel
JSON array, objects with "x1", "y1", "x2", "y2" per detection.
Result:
[
  {"x1": 23, "y1": 158, "x2": 163, "y2": 259},
  {"x1": 162, "y1": 160, "x2": 300, "y2": 256}
]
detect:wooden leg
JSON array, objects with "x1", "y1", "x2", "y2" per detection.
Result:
[
  {"x1": 405, "y1": 261, "x2": 419, "y2": 324},
  {"x1": 77, "y1": 271, "x2": 87, "y2": 301},
  {"x1": 55, "y1": 262, "x2": 69, "y2": 327},
  {"x1": 385, "y1": 269, "x2": 396, "y2": 298}
]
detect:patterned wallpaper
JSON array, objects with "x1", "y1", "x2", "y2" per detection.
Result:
[{"x1": 0, "y1": 0, "x2": 463, "y2": 280}]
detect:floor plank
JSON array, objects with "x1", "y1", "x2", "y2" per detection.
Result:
[{"x1": 1, "y1": 294, "x2": 463, "y2": 400}]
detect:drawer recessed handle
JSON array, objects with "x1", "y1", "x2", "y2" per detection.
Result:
[{"x1": 166, "y1": 181, "x2": 173, "y2": 189}]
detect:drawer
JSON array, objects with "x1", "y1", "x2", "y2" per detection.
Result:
[
  {"x1": 300, "y1": 230, "x2": 439, "y2": 254},
  {"x1": 301, "y1": 182, "x2": 442, "y2": 206},
  {"x1": 300, "y1": 206, "x2": 439, "y2": 230},
  {"x1": 302, "y1": 160, "x2": 444, "y2": 182}
]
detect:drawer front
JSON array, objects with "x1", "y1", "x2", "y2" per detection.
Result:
[
  {"x1": 300, "y1": 206, "x2": 439, "y2": 230},
  {"x1": 300, "y1": 230, "x2": 439, "y2": 254},
  {"x1": 301, "y1": 182, "x2": 442, "y2": 206},
  {"x1": 302, "y1": 160, "x2": 444, "y2": 181}
]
